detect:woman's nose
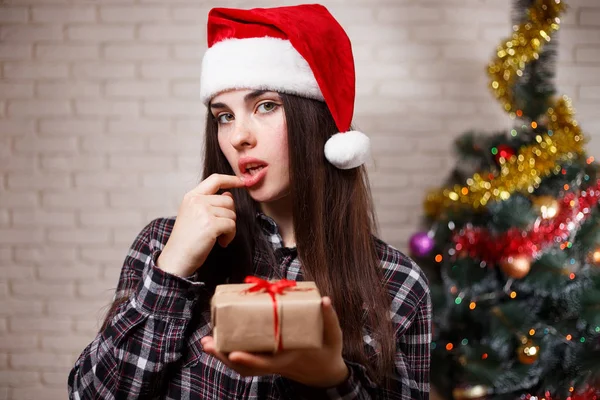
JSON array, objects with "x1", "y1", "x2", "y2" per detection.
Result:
[{"x1": 229, "y1": 120, "x2": 256, "y2": 149}]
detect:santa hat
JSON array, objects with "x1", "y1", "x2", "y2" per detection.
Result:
[{"x1": 200, "y1": 4, "x2": 370, "y2": 170}]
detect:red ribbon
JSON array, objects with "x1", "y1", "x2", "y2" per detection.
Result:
[{"x1": 244, "y1": 276, "x2": 297, "y2": 351}]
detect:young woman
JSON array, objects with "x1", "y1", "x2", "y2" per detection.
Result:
[{"x1": 68, "y1": 4, "x2": 431, "y2": 399}]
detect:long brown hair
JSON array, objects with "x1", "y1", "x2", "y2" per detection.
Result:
[
  {"x1": 203, "y1": 93, "x2": 395, "y2": 383},
  {"x1": 102, "y1": 92, "x2": 395, "y2": 383}
]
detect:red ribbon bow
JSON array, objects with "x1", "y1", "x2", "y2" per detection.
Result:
[{"x1": 244, "y1": 276, "x2": 297, "y2": 351}]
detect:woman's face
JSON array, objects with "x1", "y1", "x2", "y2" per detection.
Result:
[{"x1": 210, "y1": 89, "x2": 290, "y2": 204}]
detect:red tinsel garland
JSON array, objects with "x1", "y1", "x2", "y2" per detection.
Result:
[
  {"x1": 523, "y1": 386, "x2": 600, "y2": 400},
  {"x1": 453, "y1": 180, "x2": 600, "y2": 265}
]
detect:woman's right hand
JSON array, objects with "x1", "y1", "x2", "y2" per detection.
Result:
[{"x1": 156, "y1": 174, "x2": 245, "y2": 277}]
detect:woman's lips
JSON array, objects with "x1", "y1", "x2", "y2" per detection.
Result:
[
  {"x1": 241, "y1": 165, "x2": 268, "y2": 187},
  {"x1": 238, "y1": 157, "x2": 269, "y2": 188}
]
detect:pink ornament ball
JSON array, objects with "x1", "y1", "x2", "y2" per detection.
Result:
[{"x1": 409, "y1": 232, "x2": 434, "y2": 257}]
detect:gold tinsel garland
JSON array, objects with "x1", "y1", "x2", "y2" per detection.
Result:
[
  {"x1": 425, "y1": 98, "x2": 585, "y2": 217},
  {"x1": 489, "y1": 0, "x2": 565, "y2": 115},
  {"x1": 424, "y1": 0, "x2": 587, "y2": 218}
]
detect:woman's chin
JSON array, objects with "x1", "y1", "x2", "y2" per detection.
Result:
[
  {"x1": 245, "y1": 186, "x2": 271, "y2": 203},
  {"x1": 246, "y1": 186, "x2": 289, "y2": 205},
  {"x1": 248, "y1": 192, "x2": 277, "y2": 204}
]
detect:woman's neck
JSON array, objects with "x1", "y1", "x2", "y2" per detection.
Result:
[{"x1": 260, "y1": 195, "x2": 295, "y2": 248}]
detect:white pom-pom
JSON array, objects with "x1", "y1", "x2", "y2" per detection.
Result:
[{"x1": 324, "y1": 130, "x2": 370, "y2": 169}]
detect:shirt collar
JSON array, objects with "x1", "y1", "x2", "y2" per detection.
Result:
[{"x1": 256, "y1": 213, "x2": 296, "y2": 251}]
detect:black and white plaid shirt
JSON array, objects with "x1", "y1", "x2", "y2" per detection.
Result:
[{"x1": 69, "y1": 214, "x2": 431, "y2": 399}]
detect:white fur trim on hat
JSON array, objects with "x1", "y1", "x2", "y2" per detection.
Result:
[
  {"x1": 200, "y1": 37, "x2": 325, "y2": 104},
  {"x1": 324, "y1": 131, "x2": 370, "y2": 169}
]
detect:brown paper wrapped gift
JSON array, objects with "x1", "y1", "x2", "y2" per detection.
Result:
[{"x1": 210, "y1": 278, "x2": 323, "y2": 353}]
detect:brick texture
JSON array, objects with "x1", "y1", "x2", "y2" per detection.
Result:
[{"x1": 0, "y1": 1, "x2": 598, "y2": 399}]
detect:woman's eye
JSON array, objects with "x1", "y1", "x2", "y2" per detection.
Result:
[
  {"x1": 217, "y1": 113, "x2": 234, "y2": 124},
  {"x1": 257, "y1": 102, "x2": 277, "y2": 113}
]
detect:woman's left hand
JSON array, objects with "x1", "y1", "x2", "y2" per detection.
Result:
[{"x1": 201, "y1": 296, "x2": 349, "y2": 388}]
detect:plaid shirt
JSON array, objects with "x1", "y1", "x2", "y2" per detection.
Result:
[{"x1": 68, "y1": 214, "x2": 431, "y2": 399}]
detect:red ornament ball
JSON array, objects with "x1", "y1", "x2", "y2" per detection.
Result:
[{"x1": 494, "y1": 144, "x2": 515, "y2": 163}]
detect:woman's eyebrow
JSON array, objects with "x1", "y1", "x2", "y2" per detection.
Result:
[
  {"x1": 244, "y1": 89, "x2": 269, "y2": 103},
  {"x1": 209, "y1": 102, "x2": 227, "y2": 110},
  {"x1": 210, "y1": 90, "x2": 279, "y2": 111}
]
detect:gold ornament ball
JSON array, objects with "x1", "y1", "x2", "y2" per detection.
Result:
[
  {"x1": 532, "y1": 196, "x2": 560, "y2": 219},
  {"x1": 591, "y1": 249, "x2": 600, "y2": 264},
  {"x1": 453, "y1": 385, "x2": 489, "y2": 400},
  {"x1": 499, "y1": 256, "x2": 532, "y2": 279},
  {"x1": 517, "y1": 339, "x2": 540, "y2": 364}
]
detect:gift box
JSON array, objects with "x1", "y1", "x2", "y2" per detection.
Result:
[{"x1": 210, "y1": 277, "x2": 323, "y2": 353}]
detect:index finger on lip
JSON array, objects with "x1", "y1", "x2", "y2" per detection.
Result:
[{"x1": 194, "y1": 174, "x2": 245, "y2": 195}]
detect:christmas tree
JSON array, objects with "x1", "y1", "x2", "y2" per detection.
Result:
[{"x1": 410, "y1": 1, "x2": 600, "y2": 399}]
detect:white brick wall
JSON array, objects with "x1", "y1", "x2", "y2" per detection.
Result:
[{"x1": 0, "y1": 1, "x2": 599, "y2": 398}]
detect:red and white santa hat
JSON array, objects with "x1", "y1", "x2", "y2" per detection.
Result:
[{"x1": 200, "y1": 4, "x2": 370, "y2": 170}]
